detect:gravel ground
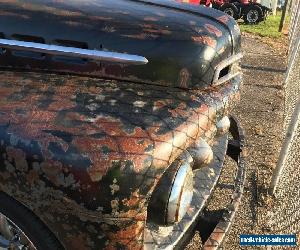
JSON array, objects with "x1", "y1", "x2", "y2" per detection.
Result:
[
  {"x1": 223, "y1": 34, "x2": 286, "y2": 249},
  {"x1": 186, "y1": 34, "x2": 287, "y2": 249},
  {"x1": 266, "y1": 19, "x2": 300, "y2": 246}
]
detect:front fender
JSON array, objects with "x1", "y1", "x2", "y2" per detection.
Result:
[{"x1": 0, "y1": 70, "x2": 241, "y2": 249}]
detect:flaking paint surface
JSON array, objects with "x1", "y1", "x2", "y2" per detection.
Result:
[{"x1": 0, "y1": 70, "x2": 241, "y2": 249}]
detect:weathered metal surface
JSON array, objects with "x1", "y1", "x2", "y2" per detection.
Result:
[
  {"x1": 144, "y1": 117, "x2": 245, "y2": 249},
  {"x1": 0, "y1": 0, "x2": 244, "y2": 249},
  {"x1": 0, "y1": 0, "x2": 240, "y2": 89},
  {"x1": 144, "y1": 130, "x2": 230, "y2": 249},
  {"x1": 0, "y1": 69, "x2": 241, "y2": 249}
]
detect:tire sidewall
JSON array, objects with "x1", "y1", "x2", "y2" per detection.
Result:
[
  {"x1": 244, "y1": 5, "x2": 263, "y2": 24},
  {"x1": 0, "y1": 192, "x2": 63, "y2": 250},
  {"x1": 220, "y1": 3, "x2": 239, "y2": 19}
]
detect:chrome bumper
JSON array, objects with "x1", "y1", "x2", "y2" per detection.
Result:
[{"x1": 201, "y1": 116, "x2": 246, "y2": 249}]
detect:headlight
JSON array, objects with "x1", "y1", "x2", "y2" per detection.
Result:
[{"x1": 147, "y1": 153, "x2": 194, "y2": 226}]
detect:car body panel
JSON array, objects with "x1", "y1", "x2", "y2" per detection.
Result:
[
  {"x1": 0, "y1": 0, "x2": 240, "y2": 89},
  {"x1": 0, "y1": 69, "x2": 241, "y2": 249},
  {"x1": 0, "y1": 0, "x2": 243, "y2": 249}
]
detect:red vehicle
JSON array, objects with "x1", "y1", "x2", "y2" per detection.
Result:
[
  {"x1": 180, "y1": 0, "x2": 271, "y2": 24},
  {"x1": 213, "y1": 0, "x2": 271, "y2": 24}
]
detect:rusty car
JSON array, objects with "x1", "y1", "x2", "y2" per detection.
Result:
[{"x1": 0, "y1": 0, "x2": 245, "y2": 249}]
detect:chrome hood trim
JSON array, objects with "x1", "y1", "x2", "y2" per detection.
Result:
[{"x1": 0, "y1": 38, "x2": 148, "y2": 65}]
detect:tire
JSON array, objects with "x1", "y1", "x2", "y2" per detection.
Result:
[
  {"x1": 243, "y1": 5, "x2": 264, "y2": 24},
  {"x1": 219, "y1": 3, "x2": 239, "y2": 20},
  {"x1": 0, "y1": 192, "x2": 64, "y2": 250}
]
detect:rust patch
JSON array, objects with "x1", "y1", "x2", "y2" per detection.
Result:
[
  {"x1": 179, "y1": 68, "x2": 190, "y2": 88},
  {"x1": 205, "y1": 24, "x2": 222, "y2": 38},
  {"x1": 191, "y1": 36, "x2": 217, "y2": 48}
]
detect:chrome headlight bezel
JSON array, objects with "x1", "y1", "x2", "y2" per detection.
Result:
[
  {"x1": 147, "y1": 153, "x2": 194, "y2": 226},
  {"x1": 167, "y1": 162, "x2": 194, "y2": 224}
]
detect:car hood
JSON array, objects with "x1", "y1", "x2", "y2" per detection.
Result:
[{"x1": 0, "y1": 0, "x2": 240, "y2": 89}]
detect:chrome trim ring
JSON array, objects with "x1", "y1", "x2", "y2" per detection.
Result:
[
  {"x1": 167, "y1": 163, "x2": 194, "y2": 224},
  {"x1": 0, "y1": 39, "x2": 148, "y2": 65}
]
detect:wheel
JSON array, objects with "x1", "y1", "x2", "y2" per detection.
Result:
[
  {"x1": 0, "y1": 192, "x2": 63, "y2": 250},
  {"x1": 219, "y1": 3, "x2": 239, "y2": 20},
  {"x1": 243, "y1": 5, "x2": 263, "y2": 24}
]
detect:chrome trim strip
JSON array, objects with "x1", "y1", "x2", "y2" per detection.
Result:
[
  {"x1": 0, "y1": 39, "x2": 148, "y2": 65},
  {"x1": 212, "y1": 53, "x2": 243, "y2": 86}
]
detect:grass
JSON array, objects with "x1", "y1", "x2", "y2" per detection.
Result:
[{"x1": 239, "y1": 12, "x2": 288, "y2": 39}]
